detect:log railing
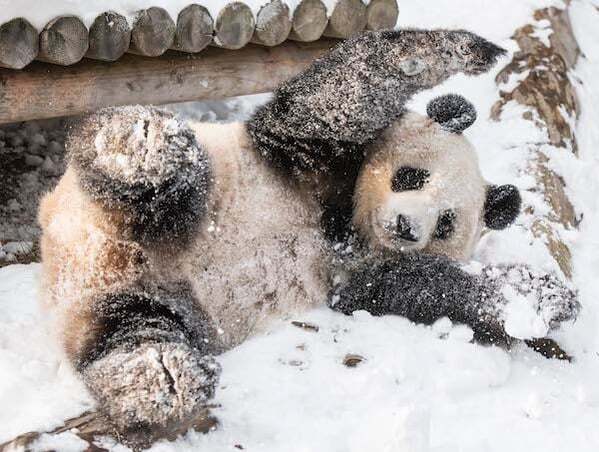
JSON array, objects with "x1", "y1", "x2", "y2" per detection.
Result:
[
  {"x1": 0, "y1": 0, "x2": 399, "y2": 69},
  {"x1": 0, "y1": 0, "x2": 398, "y2": 124}
]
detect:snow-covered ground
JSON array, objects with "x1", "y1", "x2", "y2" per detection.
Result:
[{"x1": 2, "y1": 0, "x2": 599, "y2": 450}]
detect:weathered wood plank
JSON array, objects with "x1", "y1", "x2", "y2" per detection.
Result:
[
  {"x1": 323, "y1": 0, "x2": 367, "y2": 39},
  {"x1": 129, "y1": 7, "x2": 176, "y2": 57},
  {"x1": 252, "y1": 0, "x2": 292, "y2": 47},
  {"x1": 0, "y1": 40, "x2": 336, "y2": 125},
  {"x1": 0, "y1": 18, "x2": 38, "y2": 69},
  {"x1": 38, "y1": 16, "x2": 89, "y2": 66},
  {"x1": 214, "y1": 2, "x2": 255, "y2": 50},
  {"x1": 288, "y1": 0, "x2": 329, "y2": 42},
  {"x1": 86, "y1": 12, "x2": 131, "y2": 62},
  {"x1": 0, "y1": 409, "x2": 218, "y2": 451},
  {"x1": 172, "y1": 4, "x2": 213, "y2": 53},
  {"x1": 365, "y1": 0, "x2": 399, "y2": 30}
]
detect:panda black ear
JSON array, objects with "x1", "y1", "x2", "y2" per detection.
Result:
[
  {"x1": 484, "y1": 184, "x2": 521, "y2": 230},
  {"x1": 426, "y1": 94, "x2": 477, "y2": 134}
]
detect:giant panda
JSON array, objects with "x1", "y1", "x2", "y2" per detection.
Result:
[{"x1": 38, "y1": 30, "x2": 578, "y2": 440}]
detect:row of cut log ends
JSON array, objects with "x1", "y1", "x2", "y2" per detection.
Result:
[{"x1": 0, "y1": 0, "x2": 399, "y2": 69}]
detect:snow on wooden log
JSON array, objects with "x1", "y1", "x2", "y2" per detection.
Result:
[
  {"x1": 37, "y1": 16, "x2": 89, "y2": 66},
  {"x1": 0, "y1": 18, "x2": 38, "y2": 70},
  {"x1": 213, "y1": 2, "x2": 256, "y2": 50},
  {"x1": 288, "y1": 0, "x2": 329, "y2": 42},
  {"x1": 365, "y1": 0, "x2": 399, "y2": 30},
  {"x1": 172, "y1": 4, "x2": 213, "y2": 53},
  {"x1": 252, "y1": 0, "x2": 292, "y2": 47},
  {"x1": 86, "y1": 12, "x2": 131, "y2": 62},
  {"x1": 128, "y1": 7, "x2": 176, "y2": 57},
  {"x1": 491, "y1": 6, "x2": 580, "y2": 279},
  {"x1": 0, "y1": 39, "x2": 336, "y2": 124},
  {"x1": 323, "y1": 0, "x2": 367, "y2": 39}
]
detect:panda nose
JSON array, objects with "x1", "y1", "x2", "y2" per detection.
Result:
[{"x1": 396, "y1": 215, "x2": 419, "y2": 242}]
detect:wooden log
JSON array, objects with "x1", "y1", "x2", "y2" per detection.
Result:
[
  {"x1": 252, "y1": 0, "x2": 292, "y2": 47},
  {"x1": 288, "y1": 0, "x2": 328, "y2": 42},
  {"x1": 129, "y1": 7, "x2": 176, "y2": 57},
  {"x1": 0, "y1": 409, "x2": 218, "y2": 451},
  {"x1": 172, "y1": 4, "x2": 213, "y2": 53},
  {"x1": 86, "y1": 11, "x2": 131, "y2": 62},
  {"x1": 0, "y1": 18, "x2": 38, "y2": 70},
  {"x1": 365, "y1": 0, "x2": 399, "y2": 30},
  {"x1": 213, "y1": 2, "x2": 256, "y2": 50},
  {"x1": 323, "y1": 0, "x2": 367, "y2": 39},
  {"x1": 491, "y1": 6, "x2": 580, "y2": 279},
  {"x1": 0, "y1": 40, "x2": 336, "y2": 125},
  {"x1": 38, "y1": 16, "x2": 89, "y2": 66}
]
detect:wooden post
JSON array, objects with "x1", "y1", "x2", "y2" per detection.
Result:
[
  {"x1": 288, "y1": 0, "x2": 329, "y2": 42},
  {"x1": 213, "y1": 2, "x2": 256, "y2": 50},
  {"x1": 172, "y1": 4, "x2": 213, "y2": 53},
  {"x1": 86, "y1": 12, "x2": 131, "y2": 62},
  {"x1": 0, "y1": 18, "x2": 38, "y2": 70},
  {"x1": 129, "y1": 7, "x2": 176, "y2": 57},
  {"x1": 252, "y1": 0, "x2": 292, "y2": 47},
  {"x1": 365, "y1": 0, "x2": 399, "y2": 30},
  {"x1": 0, "y1": 40, "x2": 336, "y2": 125},
  {"x1": 324, "y1": 0, "x2": 367, "y2": 39},
  {"x1": 38, "y1": 16, "x2": 89, "y2": 66}
]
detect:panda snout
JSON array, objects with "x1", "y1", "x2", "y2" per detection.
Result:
[{"x1": 395, "y1": 214, "x2": 419, "y2": 242}]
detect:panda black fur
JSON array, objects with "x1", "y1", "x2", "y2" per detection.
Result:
[{"x1": 38, "y1": 30, "x2": 578, "y2": 439}]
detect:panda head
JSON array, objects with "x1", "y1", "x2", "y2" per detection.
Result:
[{"x1": 353, "y1": 94, "x2": 521, "y2": 261}]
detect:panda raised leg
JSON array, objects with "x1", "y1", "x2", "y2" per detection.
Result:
[
  {"x1": 80, "y1": 285, "x2": 222, "y2": 443},
  {"x1": 67, "y1": 105, "x2": 212, "y2": 246},
  {"x1": 330, "y1": 254, "x2": 580, "y2": 357},
  {"x1": 248, "y1": 29, "x2": 506, "y2": 178},
  {"x1": 42, "y1": 108, "x2": 221, "y2": 439}
]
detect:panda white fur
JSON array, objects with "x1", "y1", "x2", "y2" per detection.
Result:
[{"x1": 38, "y1": 30, "x2": 578, "y2": 440}]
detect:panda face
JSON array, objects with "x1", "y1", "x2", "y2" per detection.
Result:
[{"x1": 353, "y1": 102, "x2": 520, "y2": 261}]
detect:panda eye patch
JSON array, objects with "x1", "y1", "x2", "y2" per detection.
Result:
[
  {"x1": 434, "y1": 209, "x2": 457, "y2": 240},
  {"x1": 391, "y1": 167, "x2": 430, "y2": 192}
]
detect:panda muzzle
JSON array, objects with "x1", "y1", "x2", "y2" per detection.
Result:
[{"x1": 396, "y1": 215, "x2": 419, "y2": 242}]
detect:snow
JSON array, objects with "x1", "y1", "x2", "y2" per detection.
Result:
[{"x1": 2, "y1": 0, "x2": 599, "y2": 450}]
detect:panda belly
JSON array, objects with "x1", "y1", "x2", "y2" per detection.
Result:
[{"x1": 180, "y1": 122, "x2": 331, "y2": 348}]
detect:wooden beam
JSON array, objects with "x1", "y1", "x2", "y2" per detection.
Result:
[
  {"x1": 252, "y1": 0, "x2": 292, "y2": 47},
  {"x1": 213, "y1": 2, "x2": 256, "y2": 50},
  {"x1": 129, "y1": 7, "x2": 176, "y2": 57},
  {"x1": 323, "y1": 0, "x2": 367, "y2": 39},
  {"x1": 0, "y1": 18, "x2": 38, "y2": 69},
  {"x1": 86, "y1": 12, "x2": 131, "y2": 62},
  {"x1": 366, "y1": 0, "x2": 399, "y2": 30},
  {"x1": 288, "y1": 0, "x2": 329, "y2": 42},
  {"x1": 172, "y1": 4, "x2": 213, "y2": 53},
  {"x1": 0, "y1": 40, "x2": 336, "y2": 125},
  {"x1": 38, "y1": 16, "x2": 89, "y2": 66}
]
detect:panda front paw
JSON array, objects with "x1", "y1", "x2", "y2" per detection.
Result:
[
  {"x1": 481, "y1": 264, "x2": 580, "y2": 339},
  {"x1": 83, "y1": 341, "x2": 221, "y2": 442}
]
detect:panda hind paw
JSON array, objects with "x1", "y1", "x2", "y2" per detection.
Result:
[{"x1": 82, "y1": 341, "x2": 221, "y2": 442}]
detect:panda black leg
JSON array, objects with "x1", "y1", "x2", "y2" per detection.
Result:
[
  {"x1": 330, "y1": 254, "x2": 511, "y2": 345},
  {"x1": 330, "y1": 255, "x2": 580, "y2": 353},
  {"x1": 78, "y1": 284, "x2": 222, "y2": 440},
  {"x1": 247, "y1": 29, "x2": 506, "y2": 178},
  {"x1": 68, "y1": 106, "x2": 212, "y2": 245}
]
